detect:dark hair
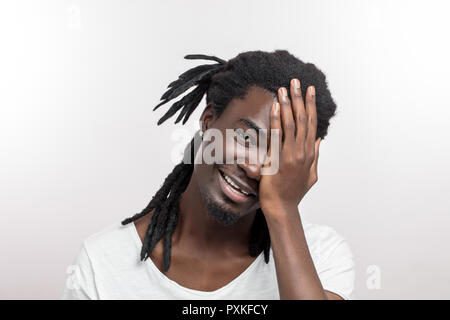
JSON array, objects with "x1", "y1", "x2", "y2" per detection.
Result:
[{"x1": 122, "y1": 50, "x2": 337, "y2": 272}]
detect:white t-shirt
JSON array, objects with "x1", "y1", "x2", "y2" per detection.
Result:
[{"x1": 61, "y1": 220, "x2": 355, "y2": 300}]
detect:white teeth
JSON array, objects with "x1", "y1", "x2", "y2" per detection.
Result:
[{"x1": 223, "y1": 174, "x2": 249, "y2": 196}]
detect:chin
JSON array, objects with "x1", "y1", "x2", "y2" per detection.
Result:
[
  {"x1": 198, "y1": 184, "x2": 241, "y2": 226},
  {"x1": 206, "y1": 201, "x2": 239, "y2": 226},
  {"x1": 194, "y1": 163, "x2": 257, "y2": 225}
]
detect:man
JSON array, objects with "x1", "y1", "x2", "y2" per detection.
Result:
[{"x1": 62, "y1": 50, "x2": 355, "y2": 300}]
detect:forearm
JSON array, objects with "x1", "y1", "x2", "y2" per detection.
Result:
[{"x1": 264, "y1": 203, "x2": 327, "y2": 300}]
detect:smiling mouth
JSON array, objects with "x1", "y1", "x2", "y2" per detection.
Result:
[
  {"x1": 220, "y1": 170, "x2": 250, "y2": 195},
  {"x1": 217, "y1": 169, "x2": 257, "y2": 204}
]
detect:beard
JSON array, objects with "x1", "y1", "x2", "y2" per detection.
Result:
[
  {"x1": 206, "y1": 200, "x2": 239, "y2": 226},
  {"x1": 198, "y1": 188, "x2": 239, "y2": 226}
]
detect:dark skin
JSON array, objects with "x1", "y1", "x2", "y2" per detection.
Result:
[{"x1": 135, "y1": 79, "x2": 343, "y2": 299}]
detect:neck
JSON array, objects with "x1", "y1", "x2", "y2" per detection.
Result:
[{"x1": 172, "y1": 172, "x2": 256, "y2": 256}]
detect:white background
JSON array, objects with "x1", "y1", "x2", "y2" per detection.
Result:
[{"x1": 1, "y1": 0, "x2": 449, "y2": 299}]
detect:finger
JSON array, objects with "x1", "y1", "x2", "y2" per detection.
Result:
[
  {"x1": 290, "y1": 78, "x2": 307, "y2": 141},
  {"x1": 264, "y1": 102, "x2": 282, "y2": 165},
  {"x1": 305, "y1": 86, "x2": 318, "y2": 159},
  {"x1": 309, "y1": 138, "x2": 321, "y2": 183},
  {"x1": 278, "y1": 87, "x2": 295, "y2": 144}
]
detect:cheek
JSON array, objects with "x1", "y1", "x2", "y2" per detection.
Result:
[
  {"x1": 193, "y1": 162, "x2": 215, "y2": 187},
  {"x1": 249, "y1": 200, "x2": 261, "y2": 211},
  {"x1": 224, "y1": 136, "x2": 239, "y2": 163},
  {"x1": 222, "y1": 135, "x2": 251, "y2": 164},
  {"x1": 224, "y1": 139, "x2": 266, "y2": 166},
  {"x1": 200, "y1": 130, "x2": 242, "y2": 164}
]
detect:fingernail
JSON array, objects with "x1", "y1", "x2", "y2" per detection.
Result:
[
  {"x1": 279, "y1": 87, "x2": 287, "y2": 96},
  {"x1": 292, "y1": 78, "x2": 300, "y2": 89},
  {"x1": 274, "y1": 102, "x2": 280, "y2": 114},
  {"x1": 310, "y1": 86, "x2": 315, "y2": 97}
]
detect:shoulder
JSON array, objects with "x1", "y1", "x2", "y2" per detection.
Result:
[
  {"x1": 83, "y1": 222, "x2": 134, "y2": 251},
  {"x1": 302, "y1": 221, "x2": 351, "y2": 260},
  {"x1": 302, "y1": 220, "x2": 356, "y2": 299},
  {"x1": 61, "y1": 222, "x2": 139, "y2": 299},
  {"x1": 82, "y1": 222, "x2": 140, "y2": 269}
]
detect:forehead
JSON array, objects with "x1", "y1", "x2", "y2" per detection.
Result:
[{"x1": 216, "y1": 85, "x2": 276, "y2": 130}]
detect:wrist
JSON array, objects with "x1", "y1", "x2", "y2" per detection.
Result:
[{"x1": 260, "y1": 199, "x2": 300, "y2": 224}]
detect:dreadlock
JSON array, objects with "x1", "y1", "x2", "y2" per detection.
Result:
[{"x1": 122, "y1": 50, "x2": 337, "y2": 272}]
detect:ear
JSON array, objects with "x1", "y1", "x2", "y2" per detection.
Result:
[{"x1": 199, "y1": 103, "x2": 217, "y2": 132}]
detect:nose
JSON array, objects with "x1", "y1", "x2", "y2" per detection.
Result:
[
  {"x1": 233, "y1": 141, "x2": 266, "y2": 182},
  {"x1": 238, "y1": 161, "x2": 262, "y2": 182}
]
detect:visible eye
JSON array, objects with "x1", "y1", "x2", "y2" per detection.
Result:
[{"x1": 234, "y1": 128, "x2": 257, "y2": 148}]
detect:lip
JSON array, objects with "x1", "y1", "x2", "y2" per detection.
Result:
[
  {"x1": 217, "y1": 169, "x2": 255, "y2": 204},
  {"x1": 218, "y1": 168, "x2": 258, "y2": 196}
]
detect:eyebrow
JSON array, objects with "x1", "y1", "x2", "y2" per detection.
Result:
[{"x1": 236, "y1": 118, "x2": 267, "y2": 137}]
